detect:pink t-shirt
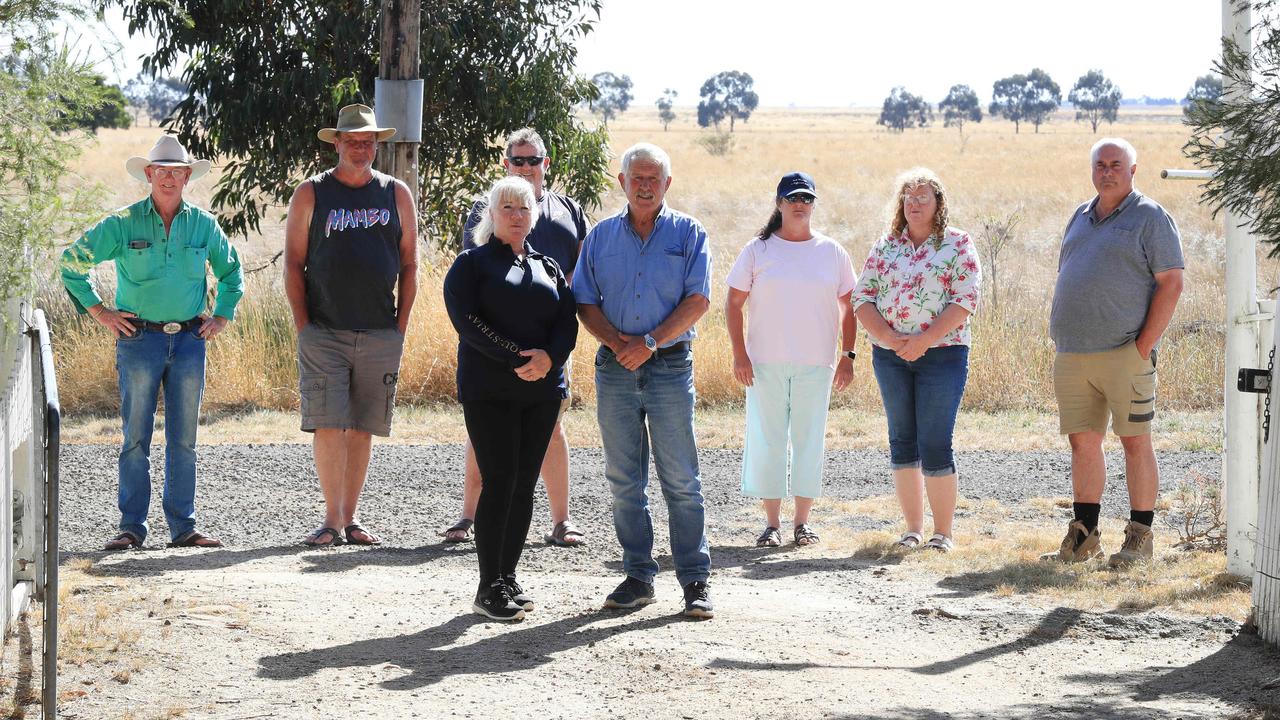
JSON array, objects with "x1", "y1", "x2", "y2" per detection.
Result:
[{"x1": 726, "y1": 232, "x2": 857, "y2": 368}]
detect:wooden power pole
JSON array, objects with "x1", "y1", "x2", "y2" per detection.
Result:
[{"x1": 375, "y1": 0, "x2": 421, "y2": 194}]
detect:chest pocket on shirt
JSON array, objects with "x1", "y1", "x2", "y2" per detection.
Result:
[
  {"x1": 655, "y1": 244, "x2": 686, "y2": 296},
  {"x1": 118, "y1": 239, "x2": 164, "y2": 282},
  {"x1": 183, "y1": 245, "x2": 209, "y2": 280}
]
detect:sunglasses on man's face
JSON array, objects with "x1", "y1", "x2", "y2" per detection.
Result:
[
  {"x1": 508, "y1": 155, "x2": 545, "y2": 167},
  {"x1": 784, "y1": 194, "x2": 815, "y2": 205}
]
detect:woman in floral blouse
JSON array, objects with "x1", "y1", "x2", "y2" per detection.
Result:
[{"x1": 852, "y1": 168, "x2": 981, "y2": 553}]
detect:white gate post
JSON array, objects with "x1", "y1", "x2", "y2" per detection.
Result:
[{"x1": 1221, "y1": 0, "x2": 1261, "y2": 577}]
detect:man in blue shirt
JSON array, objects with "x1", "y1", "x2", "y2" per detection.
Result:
[{"x1": 573, "y1": 142, "x2": 714, "y2": 618}]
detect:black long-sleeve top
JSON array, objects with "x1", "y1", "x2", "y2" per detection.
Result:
[{"x1": 443, "y1": 238, "x2": 579, "y2": 404}]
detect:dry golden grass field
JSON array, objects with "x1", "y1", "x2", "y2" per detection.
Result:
[{"x1": 44, "y1": 107, "x2": 1278, "y2": 422}]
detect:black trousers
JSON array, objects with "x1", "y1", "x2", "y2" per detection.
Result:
[{"x1": 463, "y1": 396, "x2": 561, "y2": 586}]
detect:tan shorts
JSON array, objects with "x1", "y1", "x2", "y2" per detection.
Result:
[{"x1": 1053, "y1": 341, "x2": 1157, "y2": 436}]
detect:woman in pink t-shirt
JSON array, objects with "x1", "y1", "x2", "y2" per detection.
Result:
[
  {"x1": 726, "y1": 172, "x2": 858, "y2": 548},
  {"x1": 852, "y1": 168, "x2": 982, "y2": 553}
]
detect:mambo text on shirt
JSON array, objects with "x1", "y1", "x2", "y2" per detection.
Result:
[{"x1": 325, "y1": 207, "x2": 393, "y2": 238}]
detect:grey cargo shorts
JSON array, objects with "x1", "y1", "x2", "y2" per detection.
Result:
[{"x1": 297, "y1": 324, "x2": 405, "y2": 437}]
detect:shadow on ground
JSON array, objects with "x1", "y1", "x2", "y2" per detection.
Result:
[
  {"x1": 65, "y1": 544, "x2": 468, "y2": 578},
  {"x1": 257, "y1": 609, "x2": 686, "y2": 689}
]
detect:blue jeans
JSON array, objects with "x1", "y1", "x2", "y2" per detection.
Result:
[
  {"x1": 871, "y1": 345, "x2": 969, "y2": 477},
  {"x1": 595, "y1": 345, "x2": 710, "y2": 586},
  {"x1": 116, "y1": 327, "x2": 206, "y2": 542}
]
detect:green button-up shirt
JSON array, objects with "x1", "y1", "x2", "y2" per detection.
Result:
[{"x1": 60, "y1": 196, "x2": 244, "y2": 323}]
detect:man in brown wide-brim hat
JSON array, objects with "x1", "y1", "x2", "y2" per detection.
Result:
[
  {"x1": 283, "y1": 103, "x2": 419, "y2": 547},
  {"x1": 61, "y1": 134, "x2": 244, "y2": 551}
]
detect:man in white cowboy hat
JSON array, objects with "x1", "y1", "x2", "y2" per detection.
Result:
[
  {"x1": 61, "y1": 134, "x2": 244, "y2": 551},
  {"x1": 284, "y1": 102, "x2": 419, "y2": 547}
]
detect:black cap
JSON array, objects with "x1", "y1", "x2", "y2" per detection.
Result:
[{"x1": 776, "y1": 171, "x2": 817, "y2": 200}]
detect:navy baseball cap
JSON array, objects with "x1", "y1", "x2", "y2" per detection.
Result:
[{"x1": 776, "y1": 171, "x2": 817, "y2": 200}]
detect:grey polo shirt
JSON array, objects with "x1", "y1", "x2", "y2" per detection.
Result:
[{"x1": 1049, "y1": 190, "x2": 1184, "y2": 353}]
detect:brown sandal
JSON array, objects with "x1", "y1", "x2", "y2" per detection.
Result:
[
  {"x1": 544, "y1": 520, "x2": 586, "y2": 547},
  {"x1": 441, "y1": 518, "x2": 474, "y2": 544},
  {"x1": 168, "y1": 530, "x2": 223, "y2": 548},
  {"x1": 794, "y1": 524, "x2": 820, "y2": 546},
  {"x1": 104, "y1": 531, "x2": 142, "y2": 551},
  {"x1": 756, "y1": 526, "x2": 782, "y2": 548}
]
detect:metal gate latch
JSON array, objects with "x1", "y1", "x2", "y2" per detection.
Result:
[{"x1": 1240, "y1": 367, "x2": 1272, "y2": 394}]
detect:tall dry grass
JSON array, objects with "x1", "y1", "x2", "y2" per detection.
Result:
[{"x1": 46, "y1": 110, "x2": 1272, "y2": 414}]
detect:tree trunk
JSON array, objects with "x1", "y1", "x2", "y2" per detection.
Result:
[{"x1": 376, "y1": 0, "x2": 421, "y2": 196}]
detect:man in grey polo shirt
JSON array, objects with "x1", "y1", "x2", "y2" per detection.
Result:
[{"x1": 1046, "y1": 137, "x2": 1184, "y2": 568}]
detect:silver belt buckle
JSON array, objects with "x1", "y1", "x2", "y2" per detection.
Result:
[{"x1": 162, "y1": 322, "x2": 182, "y2": 334}]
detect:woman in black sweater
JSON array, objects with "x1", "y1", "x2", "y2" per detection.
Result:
[{"x1": 443, "y1": 176, "x2": 579, "y2": 621}]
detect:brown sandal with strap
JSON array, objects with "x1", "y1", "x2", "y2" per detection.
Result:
[
  {"x1": 441, "y1": 518, "x2": 474, "y2": 544},
  {"x1": 104, "y1": 531, "x2": 142, "y2": 551},
  {"x1": 794, "y1": 524, "x2": 820, "y2": 546},
  {"x1": 544, "y1": 520, "x2": 586, "y2": 547}
]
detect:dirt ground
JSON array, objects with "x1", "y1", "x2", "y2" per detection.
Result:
[
  {"x1": 9, "y1": 440, "x2": 1277, "y2": 720},
  {"x1": 41, "y1": 534, "x2": 1275, "y2": 720}
]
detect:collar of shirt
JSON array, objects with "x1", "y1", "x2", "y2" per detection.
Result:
[
  {"x1": 489, "y1": 237, "x2": 536, "y2": 259},
  {"x1": 620, "y1": 203, "x2": 672, "y2": 242},
  {"x1": 893, "y1": 229, "x2": 940, "y2": 251},
  {"x1": 1083, "y1": 190, "x2": 1140, "y2": 226}
]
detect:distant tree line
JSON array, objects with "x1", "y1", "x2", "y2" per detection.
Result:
[
  {"x1": 876, "y1": 69, "x2": 1222, "y2": 135},
  {"x1": 588, "y1": 66, "x2": 1220, "y2": 137}
]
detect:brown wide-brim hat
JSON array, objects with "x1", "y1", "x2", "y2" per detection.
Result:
[
  {"x1": 125, "y1": 134, "x2": 212, "y2": 183},
  {"x1": 317, "y1": 103, "x2": 396, "y2": 143}
]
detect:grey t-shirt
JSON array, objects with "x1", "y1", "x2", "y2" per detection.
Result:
[{"x1": 1049, "y1": 191, "x2": 1184, "y2": 353}]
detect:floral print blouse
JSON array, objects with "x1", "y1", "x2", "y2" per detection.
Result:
[{"x1": 851, "y1": 227, "x2": 982, "y2": 348}]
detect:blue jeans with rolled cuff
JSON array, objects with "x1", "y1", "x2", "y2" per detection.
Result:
[
  {"x1": 871, "y1": 344, "x2": 969, "y2": 477},
  {"x1": 116, "y1": 326, "x2": 206, "y2": 542},
  {"x1": 595, "y1": 345, "x2": 710, "y2": 587}
]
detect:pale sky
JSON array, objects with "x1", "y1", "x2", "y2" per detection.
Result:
[
  {"x1": 575, "y1": 0, "x2": 1227, "y2": 106},
  {"x1": 95, "y1": 0, "x2": 1233, "y2": 107}
]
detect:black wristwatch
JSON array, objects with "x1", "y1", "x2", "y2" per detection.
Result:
[{"x1": 843, "y1": 350, "x2": 857, "y2": 361}]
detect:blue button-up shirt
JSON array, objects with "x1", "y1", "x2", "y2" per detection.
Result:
[{"x1": 572, "y1": 204, "x2": 711, "y2": 346}]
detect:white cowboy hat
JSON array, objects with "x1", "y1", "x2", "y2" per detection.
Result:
[
  {"x1": 317, "y1": 103, "x2": 396, "y2": 143},
  {"x1": 125, "y1": 135, "x2": 212, "y2": 183}
]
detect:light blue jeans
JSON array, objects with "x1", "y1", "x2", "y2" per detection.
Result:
[
  {"x1": 116, "y1": 327, "x2": 206, "y2": 542},
  {"x1": 741, "y1": 363, "x2": 835, "y2": 499},
  {"x1": 595, "y1": 345, "x2": 710, "y2": 587}
]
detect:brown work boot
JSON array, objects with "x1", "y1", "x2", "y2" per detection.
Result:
[
  {"x1": 1107, "y1": 521, "x2": 1154, "y2": 568},
  {"x1": 1040, "y1": 520, "x2": 1103, "y2": 563}
]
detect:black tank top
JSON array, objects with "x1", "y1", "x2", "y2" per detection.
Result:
[{"x1": 305, "y1": 169, "x2": 402, "y2": 329}]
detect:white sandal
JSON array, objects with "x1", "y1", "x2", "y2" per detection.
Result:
[
  {"x1": 923, "y1": 533, "x2": 954, "y2": 553},
  {"x1": 894, "y1": 531, "x2": 924, "y2": 550}
]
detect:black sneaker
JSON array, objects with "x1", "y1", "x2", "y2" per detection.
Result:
[
  {"x1": 503, "y1": 575, "x2": 535, "y2": 612},
  {"x1": 472, "y1": 580, "x2": 526, "y2": 621},
  {"x1": 603, "y1": 576, "x2": 656, "y2": 609},
  {"x1": 682, "y1": 580, "x2": 714, "y2": 619}
]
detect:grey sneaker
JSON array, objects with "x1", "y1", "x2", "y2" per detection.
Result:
[
  {"x1": 1041, "y1": 520, "x2": 1104, "y2": 563},
  {"x1": 682, "y1": 580, "x2": 714, "y2": 619},
  {"x1": 603, "y1": 576, "x2": 656, "y2": 609},
  {"x1": 1108, "y1": 521, "x2": 1154, "y2": 568}
]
